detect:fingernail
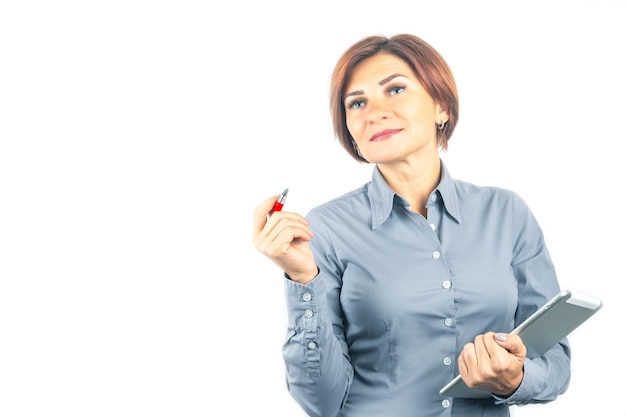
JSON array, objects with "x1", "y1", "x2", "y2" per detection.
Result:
[{"x1": 495, "y1": 333, "x2": 507, "y2": 342}]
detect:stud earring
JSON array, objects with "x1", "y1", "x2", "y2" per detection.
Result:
[{"x1": 438, "y1": 121, "x2": 447, "y2": 130}]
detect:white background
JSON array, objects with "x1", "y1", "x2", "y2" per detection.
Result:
[{"x1": 1, "y1": 1, "x2": 624, "y2": 416}]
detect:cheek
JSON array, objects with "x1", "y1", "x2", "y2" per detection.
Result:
[{"x1": 345, "y1": 115, "x2": 362, "y2": 141}]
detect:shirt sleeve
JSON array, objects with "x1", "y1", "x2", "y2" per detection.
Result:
[
  {"x1": 280, "y1": 211, "x2": 354, "y2": 417},
  {"x1": 496, "y1": 191, "x2": 571, "y2": 406}
]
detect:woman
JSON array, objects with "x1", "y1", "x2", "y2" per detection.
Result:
[{"x1": 252, "y1": 34, "x2": 570, "y2": 417}]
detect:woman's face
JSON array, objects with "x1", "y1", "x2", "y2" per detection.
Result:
[{"x1": 344, "y1": 52, "x2": 447, "y2": 165}]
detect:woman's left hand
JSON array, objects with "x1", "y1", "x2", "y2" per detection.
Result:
[{"x1": 457, "y1": 331, "x2": 526, "y2": 397}]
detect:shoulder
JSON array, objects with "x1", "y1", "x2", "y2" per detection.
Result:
[
  {"x1": 306, "y1": 183, "x2": 370, "y2": 220},
  {"x1": 304, "y1": 183, "x2": 371, "y2": 253},
  {"x1": 451, "y1": 178, "x2": 534, "y2": 223},
  {"x1": 454, "y1": 178, "x2": 527, "y2": 205}
]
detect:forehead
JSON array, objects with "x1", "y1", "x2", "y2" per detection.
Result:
[{"x1": 346, "y1": 53, "x2": 414, "y2": 87}]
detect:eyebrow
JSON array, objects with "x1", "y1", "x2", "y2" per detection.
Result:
[
  {"x1": 344, "y1": 73, "x2": 406, "y2": 100},
  {"x1": 378, "y1": 73, "x2": 404, "y2": 85}
]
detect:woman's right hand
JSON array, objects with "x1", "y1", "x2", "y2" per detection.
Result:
[{"x1": 252, "y1": 195, "x2": 318, "y2": 284}]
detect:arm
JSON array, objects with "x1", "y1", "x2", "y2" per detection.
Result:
[
  {"x1": 281, "y1": 210, "x2": 353, "y2": 417},
  {"x1": 499, "y1": 191, "x2": 571, "y2": 404},
  {"x1": 253, "y1": 198, "x2": 353, "y2": 417},
  {"x1": 456, "y1": 191, "x2": 571, "y2": 403},
  {"x1": 282, "y1": 271, "x2": 353, "y2": 417}
]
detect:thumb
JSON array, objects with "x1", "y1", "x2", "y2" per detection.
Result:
[{"x1": 494, "y1": 333, "x2": 527, "y2": 360}]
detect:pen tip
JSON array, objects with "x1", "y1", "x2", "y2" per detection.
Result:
[{"x1": 282, "y1": 187, "x2": 289, "y2": 196}]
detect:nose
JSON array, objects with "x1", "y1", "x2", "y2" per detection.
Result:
[{"x1": 366, "y1": 98, "x2": 390, "y2": 123}]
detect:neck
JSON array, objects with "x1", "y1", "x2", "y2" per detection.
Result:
[{"x1": 377, "y1": 154, "x2": 441, "y2": 216}]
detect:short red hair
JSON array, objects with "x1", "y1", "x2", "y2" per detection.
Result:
[{"x1": 330, "y1": 34, "x2": 459, "y2": 162}]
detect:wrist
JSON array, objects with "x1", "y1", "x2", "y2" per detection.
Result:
[{"x1": 285, "y1": 267, "x2": 319, "y2": 284}]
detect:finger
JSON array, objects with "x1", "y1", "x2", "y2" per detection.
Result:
[
  {"x1": 481, "y1": 331, "x2": 511, "y2": 372},
  {"x1": 482, "y1": 331, "x2": 503, "y2": 355},
  {"x1": 473, "y1": 334, "x2": 492, "y2": 363},
  {"x1": 253, "y1": 212, "x2": 313, "y2": 257},
  {"x1": 264, "y1": 216, "x2": 314, "y2": 249},
  {"x1": 253, "y1": 195, "x2": 280, "y2": 237},
  {"x1": 261, "y1": 212, "x2": 312, "y2": 244},
  {"x1": 458, "y1": 342, "x2": 476, "y2": 377},
  {"x1": 494, "y1": 333, "x2": 527, "y2": 361}
]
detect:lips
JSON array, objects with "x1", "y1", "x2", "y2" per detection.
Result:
[{"x1": 369, "y1": 129, "x2": 403, "y2": 142}]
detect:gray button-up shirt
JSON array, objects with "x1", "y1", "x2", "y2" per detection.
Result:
[{"x1": 282, "y1": 161, "x2": 570, "y2": 417}]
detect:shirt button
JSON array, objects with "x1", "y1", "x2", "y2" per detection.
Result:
[
  {"x1": 430, "y1": 194, "x2": 437, "y2": 202},
  {"x1": 442, "y1": 280, "x2": 451, "y2": 289},
  {"x1": 443, "y1": 357, "x2": 452, "y2": 366},
  {"x1": 444, "y1": 318, "x2": 453, "y2": 327},
  {"x1": 307, "y1": 341, "x2": 317, "y2": 349},
  {"x1": 441, "y1": 399, "x2": 451, "y2": 408},
  {"x1": 432, "y1": 251, "x2": 441, "y2": 259},
  {"x1": 430, "y1": 223, "x2": 436, "y2": 231},
  {"x1": 304, "y1": 309, "x2": 313, "y2": 318},
  {"x1": 302, "y1": 292, "x2": 312, "y2": 302}
]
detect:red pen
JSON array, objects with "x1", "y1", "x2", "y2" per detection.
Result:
[{"x1": 269, "y1": 187, "x2": 289, "y2": 214}]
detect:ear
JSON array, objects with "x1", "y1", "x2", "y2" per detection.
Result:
[{"x1": 435, "y1": 103, "x2": 449, "y2": 125}]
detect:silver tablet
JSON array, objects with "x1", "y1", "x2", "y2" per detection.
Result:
[{"x1": 438, "y1": 290, "x2": 603, "y2": 399}]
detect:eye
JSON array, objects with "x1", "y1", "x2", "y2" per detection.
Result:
[
  {"x1": 347, "y1": 99, "x2": 366, "y2": 110},
  {"x1": 388, "y1": 85, "x2": 405, "y2": 96}
]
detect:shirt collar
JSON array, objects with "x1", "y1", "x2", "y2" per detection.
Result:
[
  {"x1": 437, "y1": 161, "x2": 462, "y2": 224},
  {"x1": 368, "y1": 160, "x2": 462, "y2": 229}
]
